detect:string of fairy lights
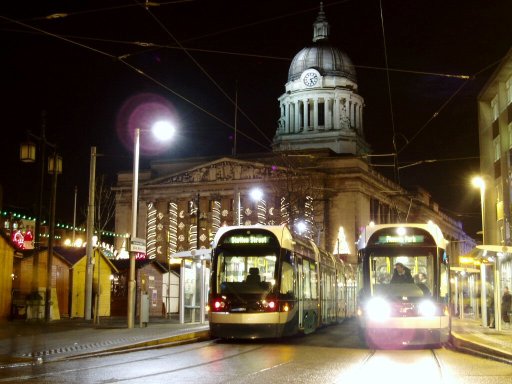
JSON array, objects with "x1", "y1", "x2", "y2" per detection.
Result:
[{"x1": 1, "y1": 210, "x2": 128, "y2": 239}]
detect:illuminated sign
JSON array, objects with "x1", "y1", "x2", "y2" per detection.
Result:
[
  {"x1": 378, "y1": 235, "x2": 425, "y2": 244},
  {"x1": 225, "y1": 235, "x2": 270, "y2": 245}
]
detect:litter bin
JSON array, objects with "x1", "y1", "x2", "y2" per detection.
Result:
[
  {"x1": 26, "y1": 292, "x2": 44, "y2": 320},
  {"x1": 140, "y1": 293, "x2": 149, "y2": 327}
]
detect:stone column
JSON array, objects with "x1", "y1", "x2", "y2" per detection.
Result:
[
  {"x1": 295, "y1": 101, "x2": 301, "y2": 133},
  {"x1": 313, "y1": 98, "x2": 319, "y2": 130},
  {"x1": 303, "y1": 99, "x2": 309, "y2": 132}
]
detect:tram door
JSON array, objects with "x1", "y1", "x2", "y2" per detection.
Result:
[{"x1": 297, "y1": 257, "x2": 304, "y2": 329}]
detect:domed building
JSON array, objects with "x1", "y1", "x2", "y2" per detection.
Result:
[
  {"x1": 113, "y1": 5, "x2": 473, "y2": 272},
  {"x1": 273, "y1": 4, "x2": 368, "y2": 155}
]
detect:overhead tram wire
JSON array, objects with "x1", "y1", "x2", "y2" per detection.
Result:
[
  {"x1": 118, "y1": 59, "x2": 271, "y2": 151},
  {"x1": 2, "y1": 25, "x2": 472, "y2": 83},
  {"x1": 135, "y1": 0, "x2": 274, "y2": 147},
  {"x1": 2, "y1": 4, "x2": 479, "y2": 180},
  {"x1": 4, "y1": 4, "x2": 482, "y2": 175},
  {"x1": 0, "y1": 15, "x2": 117, "y2": 60},
  {"x1": 2, "y1": 0, "x2": 356, "y2": 151},
  {"x1": 0, "y1": 22, "x2": 476, "y2": 84},
  {"x1": 0, "y1": 14, "x2": 273, "y2": 153},
  {"x1": 378, "y1": 0, "x2": 399, "y2": 185},
  {"x1": 9, "y1": 0, "x2": 194, "y2": 23},
  {"x1": 396, "y1": 56, "x2": 506, "y2": 156}
]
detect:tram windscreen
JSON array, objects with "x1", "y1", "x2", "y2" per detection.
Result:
[
  {"x1": 369, "y1": 254, "x2": 434, "y2": 298},
  {"x1": 215, "y1": 250, "x2": 277, "y2": 294}
]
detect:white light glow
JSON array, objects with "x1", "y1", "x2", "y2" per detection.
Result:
[
  {"x1": 396, "y1": 226, "x2": 406, "y2": 236},
  {"x1": 296, "y1": 221, "x2": 307, "y2": 234},
  {"x1": 418, "y1": 300, "x2": 437, "y2": 317},
  {"x1": 152, "y1": 120, "x2": 175, "y2": 141},
  {"x1": 249, "y1": 187, "x2": 263, "y2": 201},
  {"x1": 365, "y1": 297, "x2": 391, "y2": 321}
]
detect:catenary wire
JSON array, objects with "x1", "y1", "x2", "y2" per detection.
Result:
[
  {"x1": 378, "y1": 0, "x2": 399, "y2": 185},
  {"x1": 134, "y1": 0, "x2": 273, "y2": 145},
  {"x1": 0, "y1": 14, "x2": 273, "y2": 153}
]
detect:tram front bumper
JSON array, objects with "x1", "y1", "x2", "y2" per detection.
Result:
[{"x1": 362, "y1": 316, "x2": 450, "y2": 347}]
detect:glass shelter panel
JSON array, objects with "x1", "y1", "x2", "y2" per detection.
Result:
[{"x1": 183, "y1": 259, "x2": 210, "y2": 323}]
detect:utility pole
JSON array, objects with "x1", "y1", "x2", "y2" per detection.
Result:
[
  {"x1": 45, "y1": 151, "x2": 60, "y2": 322},
  {"x1": 85, "y1": 147, "x2": 96, "y2": 320}
]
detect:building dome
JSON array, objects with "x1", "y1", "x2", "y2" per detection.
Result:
[
  {"x1": 288, "y1": 4, "x2": 356, "y2": 83},
  {"x1": 288, "y1": 42, "x2": 356, "y2": 82}
]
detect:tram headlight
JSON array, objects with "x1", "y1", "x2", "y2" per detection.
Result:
[
  {"x1": 418, "y1": 300, "x2": 437, "y2": 317},
  {"x1": 365, "y1": 297, "x2": 391, "y2": 321}
]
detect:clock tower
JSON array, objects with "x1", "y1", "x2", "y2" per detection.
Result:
[{"x1": 273, "y1": 3, "x2": 370, "y2": 155}]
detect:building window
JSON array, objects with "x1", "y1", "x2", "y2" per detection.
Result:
[
  {"x1": 491, "y1": 95, "x2": 499, "y2": 121},
  {"x1": 494, "y1": 136, "x2": 501, "y2": 161}
]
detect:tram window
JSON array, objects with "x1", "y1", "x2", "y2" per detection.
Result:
[
  {"x1": 310, "y1": 263, "x2": 318, "y2": 299},
  {"x1": 440, "y1": 263, "x2": 449, "y2": 300},
  {"x1": 216, "y1": 252, "x2": 277, "y2": 290},
  {"x1": 369, "y1": 255, "x2": 435, "y2": 297},
  {"x1": 280, "y1": 261, "x2": 294, "y2": 297},
  {"x1": 303, "y1": 260, "x2": 311, "y2": 299}
]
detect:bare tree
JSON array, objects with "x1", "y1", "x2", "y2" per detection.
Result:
[
  {"x1": 265, "y1": 153, "x2": 327, "y2": 241},
  {"x1": 94, "y1": 175, "x2": 116, "y2": 245},
  {"x1": 80, "y1": 174, "x2": 116, "y2": 246}
]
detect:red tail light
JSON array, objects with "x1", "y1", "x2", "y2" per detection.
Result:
[
  {"x1": 263, "y1": 299, "x2": 277, "y2": 311},
  {"x1": 210, "y1": 297, "x2": 227, "y2": 312},
  {"x1": 263, "y1": 298, "x2": 293, "y2": 312}
]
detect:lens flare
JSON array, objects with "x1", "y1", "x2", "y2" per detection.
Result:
[{"x1": 116, "y1": 93, "x2": 179, "y2": 156}]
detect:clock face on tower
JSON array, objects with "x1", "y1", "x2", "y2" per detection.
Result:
[{"x1": 303, "y1": 72, "x2": 319, "y2": 87}]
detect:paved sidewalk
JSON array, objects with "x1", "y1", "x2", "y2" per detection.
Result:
[
  {"x1": 0, "y1": 316, "x2": 511, "y2": 368},
  {"x1": 451, "y1": 317, "x2": 512, "y2": 363},
  {"x1": 0, "y1": 316, "x2": 210, "y2": 368}
]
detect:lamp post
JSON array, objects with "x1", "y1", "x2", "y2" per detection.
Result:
[
  {"x1": 85, "y1": 147, "x2": 97, "y2": 321},
  {"x1": 472, "y1": 176, "x2": 490, "y2": 328},
  {"x1": 46, "y1": 151, "x2": 62, "y2": 322},
  {"x1": 20, "y1": 113, "x2": 62, "y2": 322},
  {"x1": 472, "y1": 176, "x2": 486, "y2": 244},
  {"x1": 128, "y1": 121, "x2": 175, "y2": 329}
]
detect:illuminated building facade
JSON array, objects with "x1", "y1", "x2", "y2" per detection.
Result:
[{"x1": 113, "y1": 6, "x2": 474, "y2": 266}]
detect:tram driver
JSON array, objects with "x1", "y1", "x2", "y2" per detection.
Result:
[
  {"x1": 390, "y1": 262, "x2": 414, "y2": 284},
  {"x1": 246, "y1": 267, "x2": 261, "y2": 284}
]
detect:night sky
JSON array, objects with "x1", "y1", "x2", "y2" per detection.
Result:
[{"x1": 1, "y1": 0, "x2": 511, "y2": 238}]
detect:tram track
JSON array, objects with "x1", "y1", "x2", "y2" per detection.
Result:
[
  {"x1": 0, "y1": 340, "x2": 268, "y2": 383},
  {"x1": 340, "y1": 347, "x2": 448, "y2": 384}
]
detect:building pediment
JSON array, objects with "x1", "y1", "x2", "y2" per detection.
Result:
[{"x1": 142, "y1": 157, "x2": 289, "y2": 186}]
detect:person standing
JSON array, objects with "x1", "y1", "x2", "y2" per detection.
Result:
[
  {"x1": 502, "y1": 286, "x2": 512, "y2": 328},
  {"x1": 487, "y1": 293, "x2": 495, "y2": 328}
]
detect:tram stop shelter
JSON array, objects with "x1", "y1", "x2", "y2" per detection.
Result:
[{"x1": 170, "y1": 249, "x2": 211, "y2": 324}]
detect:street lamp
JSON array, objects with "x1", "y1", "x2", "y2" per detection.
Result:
[
  {"x1": 128, "y1": 121, "x2": 175, "y2": 329},
  {"x1": 20, "y1": 113, "x2": 62, "y2": 322},
  {"x1": 472, "y1": 176, "x2": 486, "y2": 244},
  {"x1": 46, "y1": 152, "x2": 62, "y2": 322},
  {"x1": 472, "y1": 176, "x2": 493, "y2": 328}
]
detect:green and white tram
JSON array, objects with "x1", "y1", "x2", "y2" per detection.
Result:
[
  {"x1": 209, "y1": 225, "x2": 355, "y2": 339},
  {"x1": 356, "y1": 222, "x2": 451, "y2": 348}
]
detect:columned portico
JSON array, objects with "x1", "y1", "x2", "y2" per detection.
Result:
[{"x1": 273, "y1": 4, "x2": 368, "y2": 155}]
